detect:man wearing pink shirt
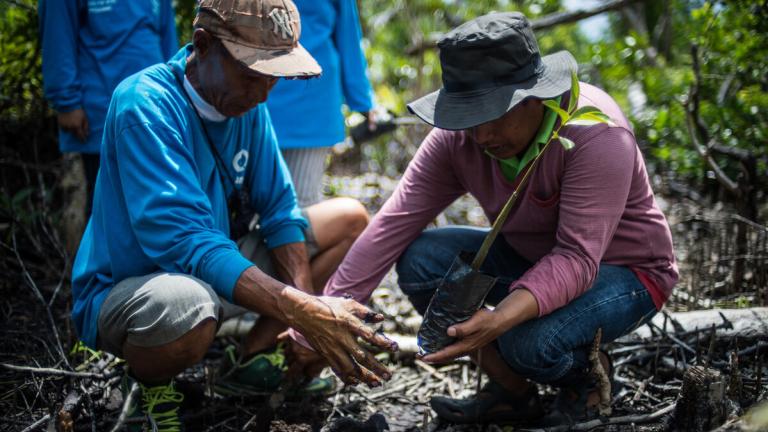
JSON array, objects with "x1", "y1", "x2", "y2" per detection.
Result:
[{"x1": 301, "y1": 12, "x2": 677, "y2": 425}]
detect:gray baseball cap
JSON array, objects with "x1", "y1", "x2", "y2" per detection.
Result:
[{"x1": 407, "y1": 12, "x2": 577, "y2": 130}]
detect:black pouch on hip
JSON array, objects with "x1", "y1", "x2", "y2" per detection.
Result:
[{"x1": 227, "y1": 184, "x2": 257, "y2": 241}]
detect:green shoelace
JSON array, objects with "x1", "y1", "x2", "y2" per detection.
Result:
[{"x1": 140, "y1": 382, "x2": 184, "y2": 432}]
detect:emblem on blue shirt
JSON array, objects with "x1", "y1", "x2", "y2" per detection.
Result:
[{"x1": 233, "y1": 149, "x2": 248, "y2": 185}]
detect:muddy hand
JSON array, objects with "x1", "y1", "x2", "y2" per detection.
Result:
[
  {"x1": 280, "y1": 333, "x2": 327, "y2": 384},
  {"x1": 278, "y1": 288, "x2": 397, "y2": 387}
]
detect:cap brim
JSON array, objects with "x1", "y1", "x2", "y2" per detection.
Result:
[
  {"x1": 407, "y1": 51, "x2": 577, "y2": 130},
  {"x1": 221, "y1": 39, "x2": 322, "y2": 78}
]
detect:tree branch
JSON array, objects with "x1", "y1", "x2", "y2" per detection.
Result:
[
  {"x1": 533, "y1": 0, "x2": 645, "y2": 31},
  {"x1": 684, "y1": 44, "x2": 740, "y2": 196},
  {"x1": 405, "y1": 0, "x2": 646, "y2": 56},
  {"x1": 0, "y1": 363, "x2": 116, "y2": 380}
]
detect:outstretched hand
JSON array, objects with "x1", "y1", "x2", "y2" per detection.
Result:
[{"x1": 278, "y1": 289, "x2": 398, "y2": 387}]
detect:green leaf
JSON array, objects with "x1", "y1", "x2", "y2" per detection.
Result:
[
  {"x1": 568, "y1": 70, "x2": 580, "y2": 114},
  {"x1": 543, "y1": 99, "x2": 569, "y2": 125},
  {"x1": 566, "y1": 106, "x2": 616, "y2": 127},
  {"x1": 569, "y1": 105, "x2": 605, "y2": 117},
  {"x1": 559, "y1": 136, "x2": 575, "y2": 150}
]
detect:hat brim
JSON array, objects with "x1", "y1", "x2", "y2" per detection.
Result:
[
  {"x1": 221, "y1": 39, "x2": 322, "y2": 78},
  {"x1": 407, "y1": 51, "x2": 577, "y2": 130}
]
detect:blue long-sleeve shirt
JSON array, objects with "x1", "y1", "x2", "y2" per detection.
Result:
[
  {"x1": 39, "y1": 0, "x2": 177, "y2": 154},
  {"x1": 71, "y1": 46, "x2": 307, "y2": 348},
  {"x1": 266, "y1": 0, "x2": 373, "y2": 149}
]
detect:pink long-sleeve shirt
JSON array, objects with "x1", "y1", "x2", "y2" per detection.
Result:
[{"x1": 326, "y1": 83, "x2": 678, "y2": 316}]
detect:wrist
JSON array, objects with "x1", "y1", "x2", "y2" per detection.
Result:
[
  {"x1": 277, "y1": 285, "x2": 307, "y2": 325},
  {"x1": 495, "y1": 288, "x2": 539, "y2": 329}
]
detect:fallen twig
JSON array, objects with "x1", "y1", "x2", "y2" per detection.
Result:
[
  {"x1": 522, "y1": 402, "x2": 676, "y2": 432},
  {"x1": 9, "y1": 231, "x2": 70, "y2": 369},
  {"x1": 1, "y1": 362, "x2": 117, "y2": 380},
  {"x1": 108, "y1": 381, "x2": 139, "y2": 432},
  {"x1": 20, "y1": 414, "x2": 51, "y2": 432}
]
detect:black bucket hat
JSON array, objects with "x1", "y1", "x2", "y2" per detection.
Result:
[{"x1": 407, "y1": 12, "x2": 577, "y2": 130}]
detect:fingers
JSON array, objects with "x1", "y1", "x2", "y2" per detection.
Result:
[
  {"x1": 448, "y1": 320, "x2": 473, "y2": 338},
  {"x1": 348, "y1": 344, "x2": 391, "y2": 382},
  {"x1": 338, "y1": 300, "x2": 397, "y2": 352},
  {"x1": 323, "y1": 347, "x2": 368, "y2": 386},
  {"x1": 321, "y1": 334, "x2": 391, "y2": 387},
  {"x1": 348, "y1": 320, "x2": 398, "y2": 352},
  {"x1": 345, "y1": 299, "x2": 384, "y2": 323},
  {"x1": 80, "y1": 115, "x2": 89, "y2": 141},
  {"x1": 421, "y1": 339, "x2": 472, "y2": 364}
]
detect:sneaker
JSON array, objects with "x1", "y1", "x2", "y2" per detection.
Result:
[
  {"x1": 430, "y1": 380, "x2": 543, "y2": 424},
  {"x1": 214, "y1": 344, "x2": 287, "y2": 396},
  {"x1": 71, "y1": 340, "x2": 123, "y2": 372},
  {"x1": 139, "y1": 381, "x2": 184, "y2": 432},
  {"x1": 215, "y1": 344, "x2": 337, "y2": 397}
]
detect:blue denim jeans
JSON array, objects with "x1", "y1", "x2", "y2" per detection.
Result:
[{"x1": 396, "y1": 226, "x2": 657, "y2": 386}]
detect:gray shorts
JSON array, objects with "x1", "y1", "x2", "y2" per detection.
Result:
[{"x1": 97, "y1": 218, "x2": 318, "y2": 358}]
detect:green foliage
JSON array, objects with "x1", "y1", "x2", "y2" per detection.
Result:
[
  {"x1": 578, "y1": 0, "x2": 767, "y2": 186},
  {"x1": 357, "y1": 0, "x2": 766, "y2": 205},
  {"x1": 0, "y1": 0, "x2": 43, "y2": 118},
  {"x1": 0, "y1": 0, "x2": 765, "y2": 214},
  {"x1": 174, "y1": 0, "x2": 197, "y2": 47},
  {"x1": 360, "y1": 0, "x2": 589, "y2": 114}
]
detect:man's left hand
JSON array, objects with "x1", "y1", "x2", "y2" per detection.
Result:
[
  {"x1": 282, "y1": 334, "x2": 327, "y2": 382},
  {"x1": 420, "y1": 307, "x2": 502, "y2": 364}
]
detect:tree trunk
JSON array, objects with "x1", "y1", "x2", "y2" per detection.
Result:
[
  {"x1": 675, "y1": 366, "x2": 727, "y2": 431},
  {"x1": 60, "y1": 153, "x2": 86, "y2": 259}
]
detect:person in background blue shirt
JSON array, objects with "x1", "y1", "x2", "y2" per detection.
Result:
[
  {"x1": 39, "y1": 0, "x2": 178, "y2": 216},
  {"x1": 71, "y1": 0, "x2": 394, "y2": 428},
  {"x1": 267, "y1": 0, "x2": 375, "y2": 207}
]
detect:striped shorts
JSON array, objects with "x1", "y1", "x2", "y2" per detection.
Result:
[{"x1": 281, "y1": 147, "x2": 331, "y2": 207}]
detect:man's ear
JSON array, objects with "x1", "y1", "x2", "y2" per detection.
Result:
[{"x1": 192, "y1": 28, "x2": 212, "y2": 58}]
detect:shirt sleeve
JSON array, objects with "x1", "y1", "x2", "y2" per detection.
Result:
[
  {"x1": 248, "y1": 106, "x2": 307, "y2": 249},
  {"x1": 332, "y1": 0, "x2": 374, "y2": 113},
  {"x1": 511, "y1": 126, "x2": 638, "y2": 316},
  {"x1": 114, "y1": 121, "x2": 253, "y2": 302},
  {"x1": 160, "y1": 0, "x2": 179, "y2": 60},
  {"x1": 324, "y1": 128, "x2": 465, "y2": 303},
  {"x1": 39, "y1": 0, "x2": 83, "y2": 112}
]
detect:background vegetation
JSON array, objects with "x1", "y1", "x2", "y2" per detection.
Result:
[{"x1": 3, "y1": 0, "x2": 767, "y2": 213}]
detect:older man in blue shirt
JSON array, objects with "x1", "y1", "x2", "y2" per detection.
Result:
[{"x1": 71, "y1": 1, "x2": 393, "y2": 429}]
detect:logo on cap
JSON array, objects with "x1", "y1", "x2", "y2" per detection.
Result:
[{"x1": 268, "y1": 8, "x2": 293, "y2": 40}]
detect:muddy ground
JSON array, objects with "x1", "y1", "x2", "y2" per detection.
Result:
[{"x1": 2, "y1": 149, "x2": 767, "y2": 431}]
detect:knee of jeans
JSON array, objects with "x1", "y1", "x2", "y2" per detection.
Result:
[
  {"x1": 396, "y1": 235, "x2": 454, "y2": 287},
  {"x1": 497, "y1": 329, "x2": 567, "y2": 382}
]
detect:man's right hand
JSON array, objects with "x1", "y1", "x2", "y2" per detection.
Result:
[
  {"x1": 277, "y1": 287, "x2": 397, "y2": 387},
  {"x1": 57, "y1": 108, "x2": 89, "y2": 142}
]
